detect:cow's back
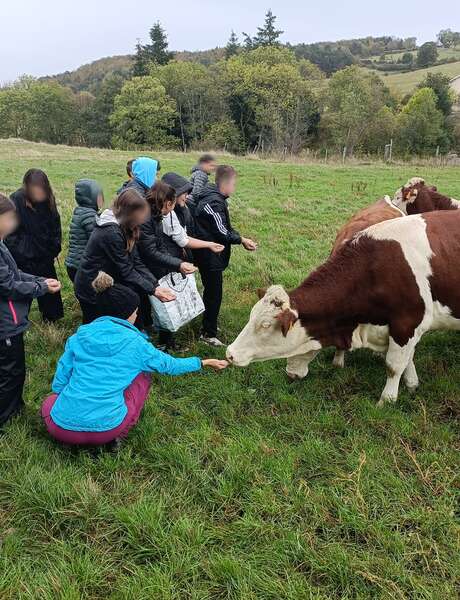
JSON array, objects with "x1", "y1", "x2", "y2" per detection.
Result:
[{"x1": 332, "y1": 197, "x2": 402, "y2": 255}]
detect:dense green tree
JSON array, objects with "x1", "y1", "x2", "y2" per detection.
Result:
[
  {"x1": 417, "y1": 72, "x2": 455, "y2": 116},
  {"x1": 437, "y1": 29, "x2": 460, "y2": 48},
  {"x1": 416, "y1": 42, "x2": 438, "y2": 68},
  {"x1": 321, "y1": 66, "x2": 394, "y2": 155},
  {"x1": 80, "y1": 73, "x2": 126, "y2": 147},
  {"x1": 110, "y1": 76, "x2": 178, "y2": 148},
  {"x1": 152, "y1": 61, "x2": 219, "y2": 150},
  {"x1": 294, "y1": 43, "x2": 354, "y2": 75},
  {"x1": 0, "y1": 78, "x2": 78, "y2": 144},
  {"x1": 225, "y1": 30, "x2": 240, "y2": 59},
  {"x1": 396, "y1": 87, "x2": 445, "y2": 154},
  {"x1": 253, "y1": 9, "x2": 284, "y2": 47},
  {"x1": 133, "y1": 22, "x2": 173, "y2": 76},
  {"x1": 400, "y1": 52, "x2": 414, "y2": 65},
  {"x1": 224, "y1": 47, "x2": 321, "y2": 152}
]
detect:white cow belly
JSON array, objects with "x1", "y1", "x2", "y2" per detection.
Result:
[
  {"x1": 431, "y1": 301, "x2": 460, "y2": 331},
  {"x1": 351, "y1": 324, "x2": 389, "y2": 354}
]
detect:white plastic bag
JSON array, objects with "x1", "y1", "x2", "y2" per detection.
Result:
[{"x1": 149, "y1": 272, "x2": 204, "y2": 332}]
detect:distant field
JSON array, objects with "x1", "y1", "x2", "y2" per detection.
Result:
[
  {"x1": 374, "y1": 60, "x2": 460, "y2": 95},
  {"x1": 369, "y1": 47, "x2": 460, "y2": 63},
  {"x1": 0, "y1": 140, "x2": 458, "y2": 599}
]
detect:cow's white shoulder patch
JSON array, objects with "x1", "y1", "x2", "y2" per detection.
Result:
[{"x1": 384, "y1": 195, "x2": 405, "y2": 216}]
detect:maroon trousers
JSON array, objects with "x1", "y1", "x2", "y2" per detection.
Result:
[{"x1": 41, "y1": 373, "x2": 151, "y2": 445}]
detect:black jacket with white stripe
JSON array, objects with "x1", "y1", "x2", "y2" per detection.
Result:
[{"x1": 193, "y1": 184, "x2": 241, "y2": 271}]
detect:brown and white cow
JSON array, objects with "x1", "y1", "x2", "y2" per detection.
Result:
[
  {"x1": 227, "y1": 210, "x2": 460, "y2": 405},
  {"x1": 393, "y1": 179, "x2": 460, "y2": 215}
]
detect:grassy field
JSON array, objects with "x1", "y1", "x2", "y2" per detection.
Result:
[
  {"x1": 372, "y1": 60, "x2": 460, "y2": 95},
  {"x1": 0, "y1": 139, "x2": 459, "y2": 599}
]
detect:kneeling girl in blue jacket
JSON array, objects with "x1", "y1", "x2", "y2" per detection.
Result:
[{"x1": 41, "y1": 272, "x2": 227, "y2": 446}]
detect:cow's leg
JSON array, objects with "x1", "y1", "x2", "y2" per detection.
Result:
[
  {"x1": 403, "y1": 353, "x2": 419, "y2": 392},
  {"x1": 332, "y1": 350, "x2": 345, "y2": 368},
  {"x1": 378, "y1": 337, "x2": 418, "y2": 406},
  {"x1": 286, "y1": 350, "x2": 319, "y2": 380}
]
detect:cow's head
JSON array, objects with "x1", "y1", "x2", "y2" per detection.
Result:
[
  {"x1": 393, "y1": 177, "x2": 426, "y2": 214},
  {"x1": 226, "y1": 285, "x2": 322, "y2": 374}
]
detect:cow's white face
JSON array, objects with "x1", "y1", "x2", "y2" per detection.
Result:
[
  {"x1": 226, "y1": 285, "x2": 322, "y2": 369},
  {"x1": 393, "y1": 177, "x2": 425, "y2": 214}
]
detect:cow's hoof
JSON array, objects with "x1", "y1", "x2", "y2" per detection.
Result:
[
  {"x1": 377, "y1": 394, "x2": 397, "y2": 407},
  {"x1": 405, "y1": 383, "x2": 419, "y2": 395},
  {"x1": 286, "y1": 371, "x2": 305, "y2": 381},
  {"x1": 332, "y1": 357, "x2": 345, "y2": 369}
]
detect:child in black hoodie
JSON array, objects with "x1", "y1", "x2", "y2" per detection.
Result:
[{"x1": 0, "y1": 193, "x2": 61, "y2": 426}]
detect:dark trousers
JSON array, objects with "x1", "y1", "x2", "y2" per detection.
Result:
[
  {"x1": 200, "y1": 269, "x2": 223, "y2": 338},
  {"x1": 66, "y1": 266, "x2": 77, "y2": 283},
  {"x1": 27, "y1": 260, "x2": 64, "y2": 322},
  {"x1": 0, "y1": 334, "x2": 25, "y2": 426}
]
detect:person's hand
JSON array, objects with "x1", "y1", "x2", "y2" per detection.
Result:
[
  {"x1": 180, "y1": 262, "x2": 198, "y2": 275},
  {"x1": 45, "y1": 279, "x2": 61, "y2": 294},
  {"x1": 241, "y1": 237, "x2": 258, "y2": 251},
  {"x1": 209, "y1": 242, "x2": 225, "y2": 254},
  {"x1": 202, "y1": 359, "x2": 229, "y2": 371},
  {"x1": 154, "y1": 287, "x2": 176, "y2": 302}
]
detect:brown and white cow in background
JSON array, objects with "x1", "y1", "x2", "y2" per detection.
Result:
[
  {"x1": 393, "y1": 178, "x2": 460, "y2": 214},
  {"x1": 329, "y1": 177, "x2": 457, "y2": 368},
  {"x1": 227, "y1": 210, "x2": 460, "y2": 405}
]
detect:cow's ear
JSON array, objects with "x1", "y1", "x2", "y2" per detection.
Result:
[
  {"x1": 257, "y1": 287, "x2": 267, "y2": 300},
  {"x1": 276, "y1": 308, "x2": 298, "y2": 337}
]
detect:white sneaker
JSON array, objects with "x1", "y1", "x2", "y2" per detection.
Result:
[{"x1": 200, "y1": 335, "x2": 225, "y2": 347}]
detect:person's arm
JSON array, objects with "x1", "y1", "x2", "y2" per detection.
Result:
[
  {"x1": 52, "y1": 337, "x2": 75, "y2": 394},
  {"x1": 138, "y1": 226, "x2": 183, "y2": 273},
  {"x1": 0, "y1": 262, "x2": 49, "y2": 299},
  {"x1": 137, "y1": 340, "x2": 228, "y2": 375},
  {"x1": 104, "y1": 231, "x2": 157, "y2": 296},
  {"x1": 185, "y1": 237, "x2": 225, "y2": 252},
  {"x1": 81, "y1": 212, "x2": 97, "y2": 239},
  {"x1": 199, "y1": 202, "x2": 242, "y2": 245},
  {"x1": 192, "y1": 171, "x2": 208, "y2": 197},
  {"x1": 162, "y1": 213, "x2": 189, "y2": 248}
]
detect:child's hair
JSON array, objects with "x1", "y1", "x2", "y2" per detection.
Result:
[
  {"x1": 126, "y1": 159, "x2": 135, "y2": 178},
  {"x1": 113, "y1": 189, "x2": 148, "y2": 253},
  {"x1": 215, "y1": 165, "x2": 237, "y2": 188},
  {"x1": 199, "y1": 153, "x2": 216, "y2": 165},
  {"x1": 22, "y1": 169, "x2": 57, "y2": 213},
  {"x1": 157, "y1": 160, "x2": 161, "y2": 172},
  {"x1": 0, "y1": 193, "x2": 15, "y2": 215},
  {"x1": 145, "y1": 181, "x2": 175, "y2": 223}
]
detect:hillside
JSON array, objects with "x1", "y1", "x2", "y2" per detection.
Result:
[
  {"x1": 40, "y1": 55, "x2": 133, "y2": 94},
  {"x1": 375, "y1": 60, "x2": 460, "y2": 95}
]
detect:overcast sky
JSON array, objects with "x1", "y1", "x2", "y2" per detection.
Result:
[{"x1": 1, "y1": 1, "x2": 459, "y2": 83}]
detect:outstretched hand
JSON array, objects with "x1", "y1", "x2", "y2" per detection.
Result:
[
  {"x1": 180, "y1": 262, "x2": 198, "y2": 275},
  {"x1": 241, "y1": 238, "x2": 258, "y2": 251},
  {"x1": 45, "y1": 279, "x2": 61, "y2": 294},
  {"x1": 202, "y1": 359, "x2": 229, "y2": 371},
  {"x1": 209, "y1": 242, "x2": 225, "y2": 254},
  {"x1": 154, "y1": 287, "x2": 176, "y2": 302}
]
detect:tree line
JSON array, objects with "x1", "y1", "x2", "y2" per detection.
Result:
[{"x1": 0, "y1": 12, "x2": 459, "y2": 157}]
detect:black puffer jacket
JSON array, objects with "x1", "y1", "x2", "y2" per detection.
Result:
[
  {"x1": 138, "y1": 217, "x2": 183, "y2": 280},
  {"x1": 65, "y1": 179, "x2": 101, "y2": 270},
  {"x1": 6, "y1": 189, "x2": 61, "y2": 271},
  {"x1": 0, "y1": 241, "x2": 48, "y2": 340},
  {"x1": 75, "y1": 209, "x2": 157, "y2": 304},
  {"x1": 194, "y1": 184, "x2": 241, "y2": 271}
]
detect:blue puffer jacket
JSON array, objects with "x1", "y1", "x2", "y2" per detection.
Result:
[{"x1": 50, "y1": 316, "x2": 201, "y2": 432}]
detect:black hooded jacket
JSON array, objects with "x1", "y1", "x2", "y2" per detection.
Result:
[
  {"x1": 138, "y1": 216, "x2": 183, "y2": 280},
  {"x1": 74, "y1": 209, "x2": 157, "y2": 304},
  {"x1": 6, "y1": 189, "x2": 62, "y2": 271},
  {"x1": 193, "y1": 184, "x2": 241, "y2": 271}
]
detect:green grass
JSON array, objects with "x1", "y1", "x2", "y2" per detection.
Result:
[
  {"x1": 369, "y1": 47, "x2": 460, "y2": 63},
  {"x1": 0, "y1": 139, "x2": 459, "y2": 599},
  {"x1": 373, "y1": 60, "x2": 460, "y2": 95}
]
